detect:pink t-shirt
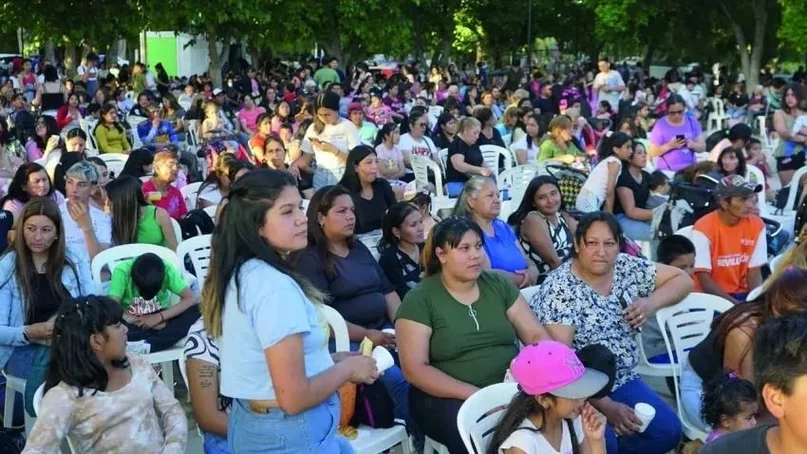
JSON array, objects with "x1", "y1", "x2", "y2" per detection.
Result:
[
  {"x1": 142, "y1": 180, "x2": 188, "y2": 220},
  {"x1": 3, "y1": 191, "x2": 65, "y2": 216},
  {"x1": 366, "y1": 105, "x2": 392, "y2": 126},
  {"x1": 237, "y1": 107, "x2": 264, "y2": 133}
]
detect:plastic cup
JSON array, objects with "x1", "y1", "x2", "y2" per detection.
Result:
[
  {"x1": 381, "y1": 328, "x2": 395, "y2": 336},
  {"x1": 634, "y1": 403, "x2": 656, "y2": 433},
  {"x1": 371, "y1": 346, "x2": 395, "y2": 372}
]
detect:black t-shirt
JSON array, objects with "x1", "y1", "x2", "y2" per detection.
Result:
[
  {"x1": 446, "y1": 138, "x2": 484, "y2": 183},
  {"x1": 354, "y1": 180, "x2": 396, "y2": 235},
  {"x1": 536, "y1": 96, "x2": 559, "y2": 116},
  {"x1": 30, "y1": 273, "x2": 62, "y2": 324},
  {"x1": 614, "y1": 166, "x2": 650, "y2": 215},
  {"x1": 476, "y1": 128, "x2": 505, "y2": 149},
  {"x1": 728, "y1": 92, "x2": 749, "y2": 107},
  {"x1": 432, "y1": 133, "x2": 453, "y2": 151},
  {"x1": 700, "y1": 424, "x2": 774, "y2": 454}
]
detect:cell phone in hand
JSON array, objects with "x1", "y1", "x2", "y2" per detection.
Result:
[{"x1": 676, "y1": 134, "x2": 686, "y2": 142}]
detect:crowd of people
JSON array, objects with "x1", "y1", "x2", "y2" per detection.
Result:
[{"x1": 0, "y1": 52, "x2": 802, "y2": 454}]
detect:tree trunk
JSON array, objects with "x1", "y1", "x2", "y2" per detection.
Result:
[
  {"x1": 642, "y1": 40, "x2": 656, "y2": 72},
  {"x1": 719, "y1": 0, "x2": 767, "y2": 94},
  {"x1": 43, "y1": 41, "x2": 56, "y2": 64},
  {"x1": 207, "y1": 38, "x2": 228, "y2": 89},
  {"x1": 64, "y1": 44, "x2": 78, "y2": 78}
]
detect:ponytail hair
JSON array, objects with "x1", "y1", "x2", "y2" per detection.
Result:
[
  {"x1": 596, "y1": 131, "x2": 632, "y2": 163},
  {"x1": 487, "y1": 391, "x2": 550, "y2": 454}
]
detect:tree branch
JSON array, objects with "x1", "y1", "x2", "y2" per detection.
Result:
[{"x1": 717, "y1": 0, "x2": 748, "y2": 56}]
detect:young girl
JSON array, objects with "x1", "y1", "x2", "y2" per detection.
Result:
[
  {"x1": 576, "y1": 132, "x2": 633, "y2": 213},
  {"x1": 702, "y1": 371, "x2": 758, "y2": 444},
  {"x1": 490, "y1": 341, "x2": 608, "y2": 454},
  {"x1": 24, "y1": 295, "x2": 188, "y2": 453},
  {"x1": 374, "y1": 122, "x2": 407, "y2": 190}
]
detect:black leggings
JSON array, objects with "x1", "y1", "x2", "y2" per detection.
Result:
[
  {"x1": 125, "y1": 305, "x2": 200, "y2": 352},
  {"x1": 409, "y1": 386, "x2": 466, "y2": 453}
]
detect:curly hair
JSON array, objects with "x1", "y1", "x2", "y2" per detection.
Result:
[{"x1": 701, "y1": 370, "x2": 758, "y2": 429}]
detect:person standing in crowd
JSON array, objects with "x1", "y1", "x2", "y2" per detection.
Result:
[
  {"x1": 396, "y1": 216, "x2": 551, "y2": 452},
  {"x1": 648, "y1": 94, "x2": 706, "y2": 172},
  {"x1": 23, "y1": 295, "x2": 188, "y2": 453},
  {"x1": 201, "y1": 170, "x2": 378, "y2": 452},
  {"x1": 692, "y1": 175, "x2": 765, "y2": 303},
  {"x1": 530, "y1": 211, "x2": 690, "y2": 454},
  {"x1": 593, "y1": 58, "x2": 625, "y2": 114},
  {"x1": 300, "y1": 91, "x2": 361, "y2": 189},
  {"x1": 59, "y1": 161, "x2": 112, "y2": 262},
  {"x1": 772, "y1": 83, "x2": 807, "y2": 186},
  {"x1": 77, "y1": 53, "x2": 100, "y2": 100}
]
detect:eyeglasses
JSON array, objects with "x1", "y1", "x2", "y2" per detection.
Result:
[
  {"x1": 667, "y1": 109, "x2": 685, "y2": 116},
  {"x1": 415, "y1": 123, "x2": 428, "y2": 128}
]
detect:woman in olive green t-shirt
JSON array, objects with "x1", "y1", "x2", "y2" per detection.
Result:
[{"x1": 395, "y1": 216, "x2": 550, "y2": 453}]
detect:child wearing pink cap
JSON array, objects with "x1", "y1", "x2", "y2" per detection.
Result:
[{"x1": 490, "y1": 341, "x2": 609, "y2": 454}]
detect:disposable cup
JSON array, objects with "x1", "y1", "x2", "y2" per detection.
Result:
[
  {"x1": 371, "y1": 346, "x2": 395, "y2": 372},
  {"x1": 634, "y1": 402, "x2": 656, "y2": 433}
]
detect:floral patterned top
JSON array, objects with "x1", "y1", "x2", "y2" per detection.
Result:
[
  {"x1": 529, "y1": 253, "x2": 658, "y2": 391},
  {"x1": 23, "y1": 354, "x2": 188, "y2": 454}
]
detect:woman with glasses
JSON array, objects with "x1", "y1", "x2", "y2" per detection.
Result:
[
  {"x1": 399, "y1": 110, "x2": 437, "y2": 167},
  {"x1": 648, "y1": 94, "x2": 706, "y2": 172}
]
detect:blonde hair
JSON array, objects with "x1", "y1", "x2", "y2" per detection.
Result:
[
  {"x1": 764, "y1": 226, "x2": 807, "y2": 290},
  {"x1": 457, "y1": 117, "x2": 481, "y2": 136}
]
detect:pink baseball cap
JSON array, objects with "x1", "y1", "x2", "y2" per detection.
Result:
[{"x1": 510, "y1": 341, "x2": 608, "y2": 399}]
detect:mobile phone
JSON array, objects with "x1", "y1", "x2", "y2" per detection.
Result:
[{"x1": 676, "y1": 134, "x2": 686, "y2": 142}]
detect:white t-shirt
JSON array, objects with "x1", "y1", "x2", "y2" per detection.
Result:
[
  {"x1": 511, "y1": 134, "x2": 540, "y2": 165},
  {"x1": 398, "y1": 133, "x2": 437, "y2": 160},
  {"x1": 59, "y1": 202, "x2": 112, "y2": 263},
  {"x1": 580, "y1": 155, "x2": 622, "y2": 205},
  {"x1": 301, "y1": 119, "x2": 361, "y2": 173},
  {"x1": 197, "y1": 185, "x2": 223, "y2": 206},
  {"x1": 498, "y1": 416, "x2": 584, "y2": 454},
  {"x1": 77, "y1": 65, "x2": 98, "y2": 82},
  {"x1": 219, "y1": 259, "x2": 334, "y2": 400},
  {"x1": 594, "y1": 70, "x2": 624, "y2": 113}
]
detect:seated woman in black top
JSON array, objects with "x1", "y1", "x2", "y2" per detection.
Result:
[
  {"x1": 473, "y1": 106, "x2": 505, "y2": 149},
  {"x1": 446, "y1": 117, "x2": 492, "y2": 197},
  {"x1": 293, "y1": 185, "x2": 419, "y2": 443},
  {"x1": 378, "y1": 202, "x2": 425, "y2": 299},
  {"x1": 338, "y1": 145, "x2": 396, "y2": 236},
  {"x1": 615, "y1": 141, "x2": 653, "y2": 241},
  {"x1": 431, "y1": 112, "x2": 457, "y2": 151}
]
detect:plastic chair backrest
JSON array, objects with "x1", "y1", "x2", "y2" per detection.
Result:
[
  {"x1": 203, "y1": 205, "x2": 217, "y2": 221},
  {"x1": 502, "y1": 133, "x2": 512, "y2": 149},
  {"x1": 674, "y1": 226, "x2": 694, "y2": 239},
  {"x1": 499, "y1": 164, "x2": 540, "y2": 208},
  {"x1": 785, "y1": 165, "x2": 807, "y2": 213},
  {"x1": 411, "y1": 156, "x2": 446, "y2": 198},
  {"x1": 358, "y1": 234, "x2": 382, "y2": 261},
  {"x1": 98, "y1": 153, "x2": 129, "y2": 178},
  {"x1": 746, "y1": 165, "x2": 767, "y2": 215},
  {"x1": 480, "y1": 145, "x2": 513, "y2": 181},
  {"x1": 187, "y1": 120, "x2": 200, "y2": 147},
  {"x1": 320, "y1": 305, "x2": 350, "y2": 353},
  {"x1": 171, "y1": 218, "x2": 183, "y2": 244},
  {"x1": 519, "y1": 285, "x2": 541, "y2": 305},
  {"x1": 177, "y1": 234, "x2": 212, "y2": 286},
  {"x1": 657, "y1": 292, "x2": 733, "y2": 441},
  {"x1": 438, "y1": 148, "x2": 448, "y2": 173},
  {"x1": 181, "y1": 182, "x2": 203, "y2": 211},
  {"x1": 457, "y1": 383, "x2": 519, "y2": 453},
  {"x1": 91, "y1": 244, "x2": 182, "y2": 294}
]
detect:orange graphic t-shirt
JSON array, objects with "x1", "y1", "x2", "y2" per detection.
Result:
[{"x1": 691, "y1": 211, "x2": 767, "y2": 295}]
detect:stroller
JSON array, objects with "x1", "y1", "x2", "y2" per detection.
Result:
[{"x1": 545, "y1": 164, "x2": 589, "y2": 217}]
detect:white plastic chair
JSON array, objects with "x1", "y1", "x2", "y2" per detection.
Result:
[
  {"x1": 437, "y1": 148, "x2": 448, "y2": 174},
  {"x1": 98, "y1": 153, "x2": 129, "y2": 178},
  {"x1": 412, "y1": 156, "x2": 446, "y2": 199},
  {"x1": 80, "y1": 119, "x2": 99, "y2": 154},
  {"x1": 706, "y1": 98, "x2": 726, "y2": 131},
  {"x1": 180, "y1": 182, "x2": 203, "y2": 211},
  {"x1": 319, "y1": 305, "x2": 411, "y2": 453},
  {"x1": 782, "y1": 165, "x2": 807, "y2": 215},
  {"x1": 498, "y1": 164, "x2": 540, "y2": 209},
  {"x1": 674, "y1": 226, "x2": 694, "y2": 239},
  {"x1": 424, "y1": 437, "x2": 449, "y2": 454},
  {"x1": 770, "y1": 252, "x2": 786, "y2": 274},
  {"x1": 656, "y1": 292, "x2": 734, "y2": 442},
  {"x1": 636, "y1": 332, "x2": 674, "y2": 378},
  {"x1": 480, "y1": 145, "x2": 513, "y2": 182},
  {"x1": 746, "y1": 286, "x2": 763, "y2": 301},
  {"x1": 457, "y1": 383, "x2": 519, "y2": 453},
  {"x1": 203, "y1": 205, "x2": 217, "y2": 221},
  {"x1": 358, "y1": 233, "x2": 382, "y2": 261},
  {"x1": 91, "y1": 244, "x2": 182, "y2": 294},
  {"x1": 177, "y1": 348, "x2": 205, "y2": 437},
  {"x1": 170, "y1": 218, "x2": 183, "y2": 245},
  {"x1": 746, "y1": 165, "x2": 768, "y2": 215},
  {"x1": 33, "y1": 384, "x2": 78, "y2": 453},
  {"x1": 2, "y1": 370, "x2": 25, "y2": 429},
  {"x1": 177, "y1": 234, "x2": 212, "y2": 286}
]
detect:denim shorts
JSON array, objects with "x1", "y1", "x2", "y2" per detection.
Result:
[{"x1": 228, "y1": 394, "x2": 354, "y2": 454}]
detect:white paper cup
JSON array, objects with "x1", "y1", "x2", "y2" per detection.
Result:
[
  {"x1": 634, "y1": 403, "x2": 656, "y2": 433},
  {"x1": 382, "y1": 328, "x2": 396, "y2": 336},
  {"x1": 371, "y1": 346, "x2": 395, "y2": 372}
]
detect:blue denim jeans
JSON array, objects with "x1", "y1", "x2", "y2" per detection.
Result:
[
  {"x1": 203, "y1": 432, "x2": 230, "y2": 454},
  {"x1": 228, "y1": 395, "x2": 354, "y2": 453},
  {"x1": 615, "y1": 214, "x2": 652, "y2": 242},
  {"x1": 680, "y1": 358, "x2": 709, "y2": 432},
  {"x1": 604, "y1": 378, "x2": 683, "y2": 454}
]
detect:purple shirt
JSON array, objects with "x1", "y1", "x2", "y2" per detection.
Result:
[
  {"x1": 383, "y1": 96, "x2": 404, "y2": 113},
  {"x1": 650, "y1": 115, "x2": 703, "y2": 171}
]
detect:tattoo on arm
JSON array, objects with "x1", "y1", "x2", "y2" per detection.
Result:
[{"x1": 197, "y1": 364, "x2": 217, "y2": 389}]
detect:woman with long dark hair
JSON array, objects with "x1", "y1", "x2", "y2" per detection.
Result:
[
  {"x1": 338, "y1": 145, "x2": 396, "y2": 235},
  {"x1": 507, "y1": 175, "x2": 577, "y2": 283},
  {"x1": 431, "y1": 112, "x2": 457, "y2": 150},
  {"x1": 119, "y1": 148, "x2": 154, "y2": 180},
  {"x1": 1, "y1": 162, "x2": 64, "y2": 220},
  {"x1": 396, "y1": 216, "x2": 551, "y2": 452},
  {"x1": 576, "y1": 132, "x2": 633, "y2": 213},
  {"x1": 105, "y1": 176, "x2": 177, "y2": 250},
  {"x1": 293, "y1": 184, "x2": 420, "y2": 445},
  {"x1": 682, "y1": 267, "x2": 807, "y2": 432},
  {"x1": 196, "y1": 153, "x2": 238, "y2": 209},
  {"x1": 94, "y1": 103, "x2": 132, "y2": 154},
  {"x1": 511, "y1": 113, "x2": 541, "y2": 165},
  {"x1": 201, "y1": 170, "x2": 378, "y2": 452},
  {"x1": 772, "y1": 83, "x2": 807, "y2": 186},
  {"x1": 378, "y1": 202, "x2": 424, "y2": 299},
  {"x1": 0, "y1": 198, "x2": 93, "y2": 417},
  {"x1": 614, "y1": 142, "x2": 654, "y2": 241},
  {"x1": 24, "y1": 295, "x2": 188, "y2": 452},
  {"x1": 24, "y1": 116, "x2": 60, "y2": 161}
]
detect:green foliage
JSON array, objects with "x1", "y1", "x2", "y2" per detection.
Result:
[{"x1": 779, "y1": 0, "x2": 807, "y2": 53}]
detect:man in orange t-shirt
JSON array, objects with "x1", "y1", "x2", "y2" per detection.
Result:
[{"x1": 692, "y1": 175, "x2": 766, "y2": 303}]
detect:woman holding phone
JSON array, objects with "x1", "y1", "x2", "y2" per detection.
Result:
[{"x1": 648, "y1": 94, "x2": 706, "y2": 172}]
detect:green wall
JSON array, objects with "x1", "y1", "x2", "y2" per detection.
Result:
[{"x1": 146, "y1": 36, "x2": 177, "y2": 77}]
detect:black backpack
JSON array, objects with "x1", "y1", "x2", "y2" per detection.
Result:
[
  {"x1": 350, "y1": 381, "x2": 395, "y2": 429},
  {"x1": 177, "y1": 209, "x2": 215, "y2": 240}
]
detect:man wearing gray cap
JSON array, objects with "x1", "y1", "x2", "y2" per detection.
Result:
[
  {"x1": 58, "y1": 161, "x2": 112, "y2": 262},
  {"x1": 691, "y1": 175, "x2": 766, "y2": 303}
]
